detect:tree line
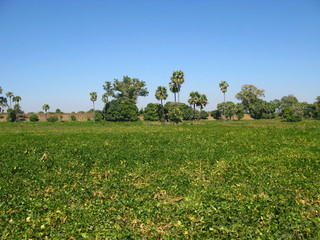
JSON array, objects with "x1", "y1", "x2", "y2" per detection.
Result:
[{"x1": 1, "y1": 70, "x2": 320, "y2": 122}]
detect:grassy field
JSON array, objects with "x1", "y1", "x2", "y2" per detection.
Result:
[{"x1": 0, "y1": 120, "x2": 319, "y2": 239}]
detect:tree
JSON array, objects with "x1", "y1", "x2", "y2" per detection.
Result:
[
  {"x1": 155, "y1": 86, "x2": 168, "y2": 122},
  {"x1": 12, "y1": 96, "x2": 21, "y2": 104},
  {"x1": 104, "y1": 76, "x2": 148, "y2": 104},
  {"x1": 217, "y1": 101, "x2": 236, "y2": 120},
  {"x1": 188, "y1": 91, "x2": 200, "y2": 120},
  {"x1": 197, "y1": 94, "x2": 208, "y2": 118},
  {"x1": 219, "y1": 81, "x2": 229, "y2": 119},
  {"x1": 42, "y1": 104, "x2": 50, "y2": 120},
  {"x1": 6, "y1": 92, "x2": 14, "y2": 108},
  {"x1": 235, "y1": 103, "x2": 245, "y2": 120},
  {"x1": 170, "y1": 70, "x2": 184, "y2": 102},
  {"x1": 90, "y1": 92, "x2": 97, "y2": 122},
  {"x1": 235, "y1": 84, "x2": 265, "y2": 113}
]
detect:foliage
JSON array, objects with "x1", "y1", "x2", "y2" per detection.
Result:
[
  {"x1": 164, "y1": 102, "x2": 192, "y2": 121},
  {"x1": 235, "y1": 103, "x2": 245, "y2": 120},
  {"x1": 200, "y1": 110, "x2": 209, "y2": 119},
  {"x1": 6, "y1": 108, "x2": 17, "y2": 122},
  {"x1": 47, "y1": 115, "x2": 58, "y2": 122},
  {"x1": 0, "y1": 121, "x2": 319, "y2": 239},
  {"x1": 236, "y1": 84, "x2": 265, "y2": 112},
  {"x1": 211, "y1": 110, "x2": 221, "y2": 120},
  {"x1": 29, "y1": 114, "x2": 39, "y2": 122},
  {"x1": 104, "y1": 76, "x2": 148, "y2": 104},
  {"x1": 282, "y1": 108, "x2": 302, "y2": 122},
  {"x1": 165, "y1": 102, "x2": 183, "y2": 123},
  {"x1": 217, "y1": 101, "x2": 236, "y2": 120},
  {"x1": 70, "y1": 115, "x2": 77, "y2": 121},
  {"x1": 249, "y1": 100, "x2": 276, "y2": 119},
  {"x1": 104, "y1": 100, "x2": 138, "y2": 121},
  {"x1": 144, "y1": 103, "x2": 160, "y2": 121},
  {"x1": 55, "y1": 108, "x2": 62, "y2": 114}
]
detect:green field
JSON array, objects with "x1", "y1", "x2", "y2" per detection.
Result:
[{"x1": 1, "y1": 120, "x2": 319, "y2": 239}]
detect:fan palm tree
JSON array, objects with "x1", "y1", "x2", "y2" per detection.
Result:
[
  {"x1": 90, "y1": 92, "x2": 97, "y2": 121},
  {"x1": 13, "y1": 96, "x2": 21, "y2": 104},
  {"x1": 188, "y1": 91, "x2": 201, "y2": 120},
  {"x1": 42, "y1": 104, "x2": 50, "y2": 120},
  {"x1": 219, "y1": 81, "x2": 229, "y2": 119},
  {"x1": 197, "y1": 94, "x2": 208, "y2": 119},
  {"x1": 155, "y1": 86, "x2": 168, "y2": 122},
  {"x1": 6, "y1": 92, "x2": 14, "y2": 108},
  {"x1": 170, "y1": 70, "x2": 184, "y2": 102}
]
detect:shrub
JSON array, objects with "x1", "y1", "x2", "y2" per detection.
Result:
[
  {"x1": 164, "y1": 102, "x2": 192, "y2": 121},
  {"x1": 95, "y1": 110, "x2": 103, "y2": 122},
  {"x1": 70, "y1": 115, "x2": 77, "y2": 121},
  {"x1": 200, "y1": 110, "x2": 209, "y2": 119},
  {"x1": 6, "y1": 109, "x2": 17, "y2": 122},
  {"x1": 47, "y1": 115, "x2": 58, "y2": 122},
  {"x1": 144, "y1": 103, "x2": 160, "y2": 121},
  {"x1": 29, "y1": 114, "x2": 39, "y2": 122},
  {"x1": 211, "y1": 110, "x2": 221, "y2": 120},
  {"x1": 165, "y1": 102, "x2": 183, "y2": 123},
  {"x1": 105, "y1": 100, "x2": 138, "y2": 121}
]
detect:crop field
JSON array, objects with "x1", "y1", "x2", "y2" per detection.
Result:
[{"x1": 0, "y1": 120, "x2": 319, "y2": 239}]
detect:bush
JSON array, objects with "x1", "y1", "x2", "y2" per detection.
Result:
[
  {"x1": 47, "y1": 115, "x2": 58, "y2": 122},
  {"x1": 165, "y1": 102, "x2": 183, "y2": 123},
  {"x1": 6, "y1": 109, "x2": 17, "y2": 122},
  {"x1": 70, "y1": 115, "x2": 77, "y2": 121},
  {"x1": 29, "y1": 114, "x2": 39, "y2": 122},
  {"x1": 95, "y1": 110, "x2": 103, "y2": 122},
  {"x1": 211, "y1": 110, "x2": 221, "y2": 120},
  {"x1": 200, "y1": 110, "x2": 209, "y2": 119},
  {"x1": 164, "y1": 102, "x2": 192, "y2": 121},
  {"x1": 105, "y1": 100, "x2": 138, "y2": 121},
  {"x1": 144, "y1": 103, "x2": 160, "y2": 121}
]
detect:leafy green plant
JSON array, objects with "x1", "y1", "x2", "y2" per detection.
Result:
[
  {"x1": 29, "y1": 114, "x2": 39, "y2": 122},
  {"x1": 47, "y1": 115, "x2": 58, "y2": 122},
  {"x1": 70, "y1": 115, "x2": 77, "y2": 121}
]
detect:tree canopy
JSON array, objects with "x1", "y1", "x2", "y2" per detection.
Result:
[
  {"x1": 104, "y1": 76, "x2": 148, "y2": 104},
  {"x1": 236, "y1": 84, "x2": 265, "y2": 112}
]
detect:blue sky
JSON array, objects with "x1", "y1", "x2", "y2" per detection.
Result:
[{"x1": 1, "y1": 0, "x2": 320, "y2": 113}]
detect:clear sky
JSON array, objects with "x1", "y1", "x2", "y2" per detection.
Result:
[{"x1": 1, "y1": 0, "x2": 320, "y2": 113}]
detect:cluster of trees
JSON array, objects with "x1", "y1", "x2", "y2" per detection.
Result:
[
  {"x1": 2, "y1": 71, "x2": 320, "y2": 123},
  {"x1": 216, "y1": 84, "x2": 320, "y2": 122},
  {"x1": 0, "y1": 87, "x2": 23, "y2": 122}
]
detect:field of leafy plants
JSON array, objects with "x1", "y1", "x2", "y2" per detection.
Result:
[{"x1": 0, "y1": 120, "x2": 319, "y2": 239}]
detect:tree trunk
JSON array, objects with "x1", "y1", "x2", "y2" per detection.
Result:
[
  {"x1": 223, "y1": 92, "x2": 226, "y2": 120},
  {"x1": 93, "y1": 102, "x2": 95, "y2": 122}
]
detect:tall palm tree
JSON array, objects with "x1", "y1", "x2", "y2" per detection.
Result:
[
  {"x1": 170, "y1": 70, "x2": 184, "y2": 102},
  {"x1": 155, "y1": 86, "x2": 168, "y2": 122},
  {"x1": 197, "y1": 94, "x2": 208, "y2": 119},
  {"x1": 219, "y1": 81, "x2": 229, "y2": 119},
  {"x1": 6, "y1": 92, "x2": 14, "y2": 108},
  {"x1": 90, "y1": 92, "x2": 97, "y2": 121},
  {"x1": 101, "y1": 93, "x2": 108, "y2": 119},
  {"x1": 42, "y1": 104, "x2": 50, "y2": 121},
  {"x1": 188, "y1": 91, "x2": 200, "y2": 120}
]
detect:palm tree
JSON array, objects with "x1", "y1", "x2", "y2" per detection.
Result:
[
  {"x1": 101, "y1": 93, "x2": 108, "y2": 119},
  {"x1": 170, "y1": 70, "x2": 184, "y2": 102},
  {"x1": 155, "y1": 86, "x2": 168, "y2": 122},
  {"x1": 188, "y1": 91, "x2": 200, "y2": 120},
  {"x1": 197, "y1": 94, "x2": 208, "y2": 119},
  {"x1": 219, "y1": 81, "x2": 229, "y2": 119},
  {"x1": 90, "y1": 92, "x2": 97, "y2": 121},
  {"x1": 42, "y1": 104, "x2": 50, "y2": 120},
  {"x1": 6, "y1": 92, "x2": 14, "y2": 108},
  {"x1": 13, "y1": 96, "x2": 21, "y2": 104}
]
